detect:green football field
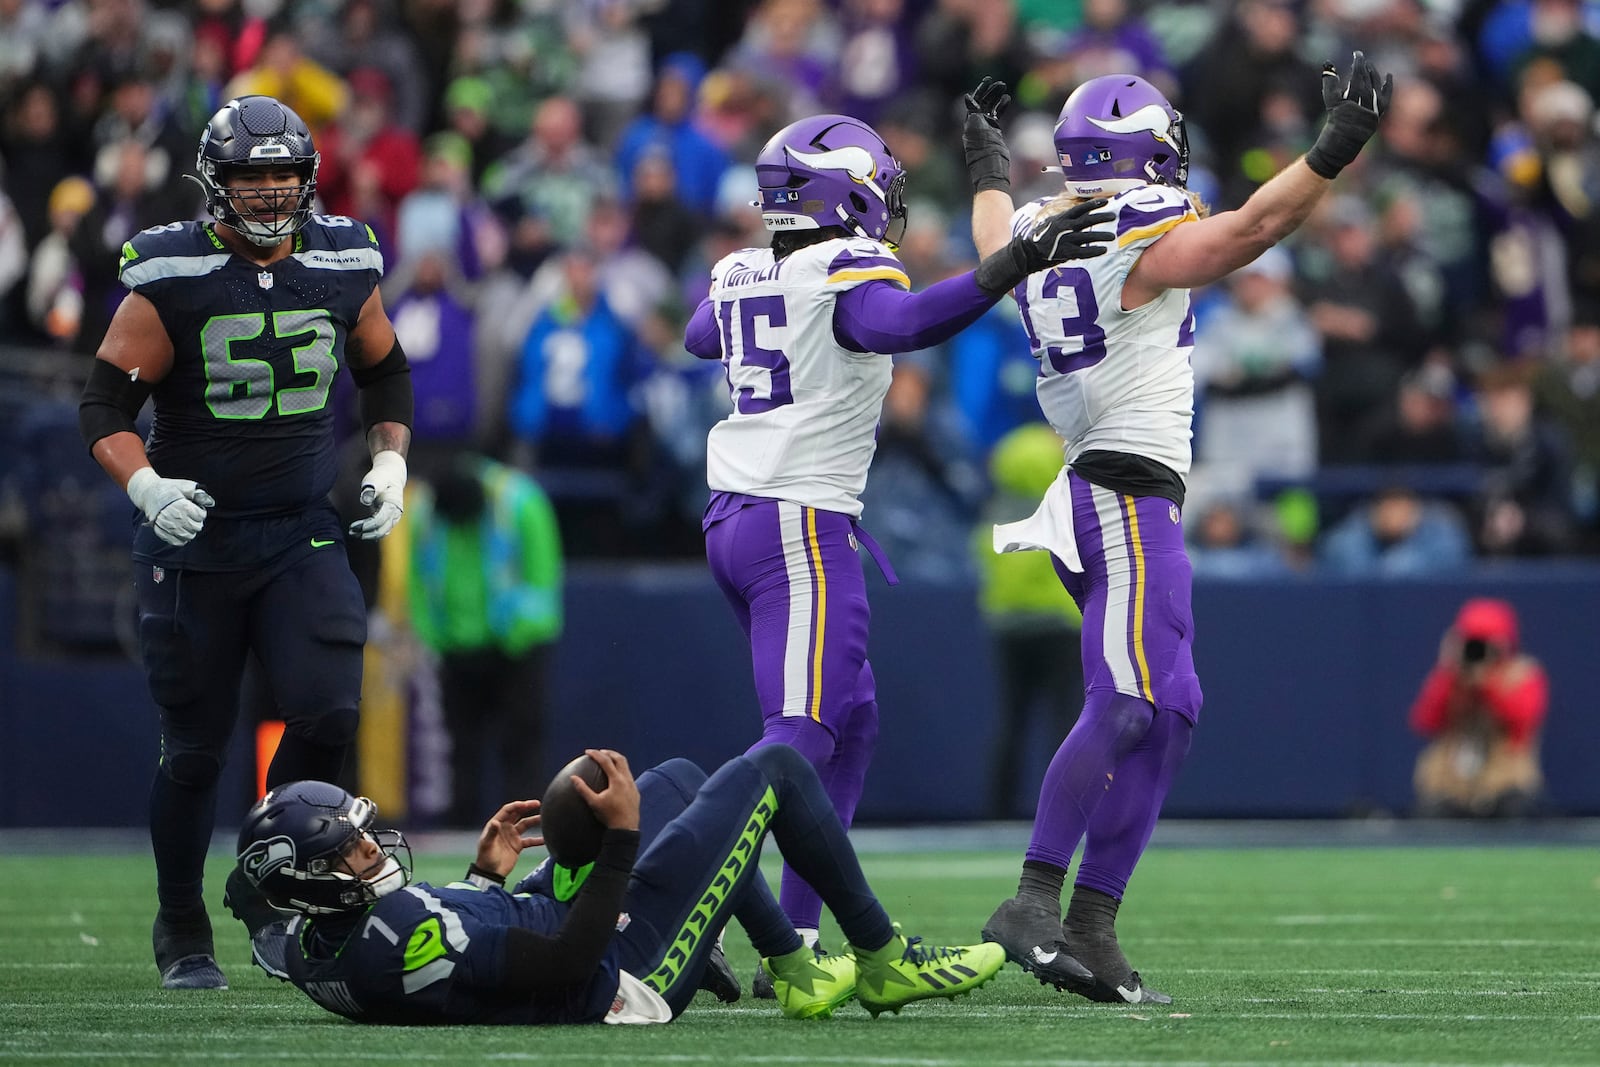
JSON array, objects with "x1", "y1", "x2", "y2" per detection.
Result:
[{"x1": 3, "y1": 839, "x2": 1598, "y2": 1066}]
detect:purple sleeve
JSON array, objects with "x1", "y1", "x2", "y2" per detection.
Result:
[
  {"x1": 831, "y1": 272, "x2": 1001, "y2": 354},
  {"x1": 684, "y1": 297, "x2": 721, "y2": 359}
]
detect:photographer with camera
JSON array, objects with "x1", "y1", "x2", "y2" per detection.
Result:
[{"x1": 1409, "y1": 598, "x2": 1549, "y2": 818}]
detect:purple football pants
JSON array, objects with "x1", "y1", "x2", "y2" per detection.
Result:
[
  {"x1": 705, "y1": 498, "x2": 879, "y2": 932},
  {"x1": 1027, "y1": 472, "x2": 1200, "y2": 899}
]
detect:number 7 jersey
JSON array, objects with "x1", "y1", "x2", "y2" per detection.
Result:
[
  {"x1": 1011, "y1": 187, "x2": 1198, "y2": 477},
  {"x1": 703, "y1": 238, "x2": 908, "y2": 519}
]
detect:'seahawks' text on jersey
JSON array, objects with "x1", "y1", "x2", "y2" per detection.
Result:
[
  {"x1": 1010, "y1": 187, "x2": 1198, "y2": 479},
  {"x1": 117, "y1": 216, "x2": 383, "y2": 525},
  {"x1": 704, "y1": 238, "x2": 909, "y2": 519},
  {"x1": 259, "y1": 880, "x2": 619, "y2": 1025}
]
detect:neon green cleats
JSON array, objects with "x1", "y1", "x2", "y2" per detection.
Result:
[
  {"x1": 760, "y1": 947, "x2": 858, "y2": 1020},
  {"x1": 853, "y1": 931, "x2": 1005, "y2": 1017}
]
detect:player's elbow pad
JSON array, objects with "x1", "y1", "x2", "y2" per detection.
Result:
[
  {"x1": 351, "y1": 337, "x2": 414, "y2": 433},
  {"x1": 78, "y1": 358, "x2": 153, "y2": 450}
]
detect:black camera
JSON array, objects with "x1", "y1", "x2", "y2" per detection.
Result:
[{"x1": 1461, "y1": 638, "x2": 1491, "y2": 664}]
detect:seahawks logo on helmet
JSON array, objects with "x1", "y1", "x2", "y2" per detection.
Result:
[
  {"x1": 239, "y1": 835, "x2": 296, "y2": 888},
  {"x1": 195, "y1": 95, "x2": 320, "y2": 247}
]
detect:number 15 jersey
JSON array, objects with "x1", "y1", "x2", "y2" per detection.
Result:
[
  {"x1": 703, "y1": 238, "x2": 908, "y2": 519},
  {"x1": 1011, "y1": 186, "x2": 1198, "y2": 478}
]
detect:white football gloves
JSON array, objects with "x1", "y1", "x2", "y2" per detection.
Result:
[
  {"x1": 349, "y1": 450, "x2": 407, "y2": 540},
  {"x1": 126, "y1": 466, "x2": 215, "y2": 546}
]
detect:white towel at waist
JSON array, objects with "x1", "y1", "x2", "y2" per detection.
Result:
[{"x1": 992, "y1": 466, "x2": 1083, "y2": 573}]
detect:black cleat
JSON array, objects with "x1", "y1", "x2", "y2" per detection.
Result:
[
  {"x1": 1081, "y1": 970, "x2": 1172, "y2": 1005},
  {"x1": 222, "y1": 865, "x2": 283, "y2": 938},
  {"x1": 159, "y1": 954, "x2": 229, "y2": 990},
  {"x1": 1061, "y1": 886, "x2": 1172, "y2": 1005},
  {"x1": 248, "y1": 921, "x2": 296, "y2": 981},
  {"x1": 699, "y1": 943, "x2": 742, "y2": 1003},
  {"x1": 750, "y1": 960, "x2": 777, "y2": 1000},
  {"x1": 980, "y1": 896, "x2": 1095, "y2": 994},
  {"x1": 154, "y1": 907, "x2": 226, "y2": 989}
]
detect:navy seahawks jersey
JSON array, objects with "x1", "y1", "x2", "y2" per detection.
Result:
[
  {"x1": 256, "y1": 881, "x2": 621, "y2": 1025},
  {"x1": 117, "y1": 216, "x2": 382, "y2": 562}
]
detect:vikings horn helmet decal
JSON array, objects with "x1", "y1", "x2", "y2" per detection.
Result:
[
  {"x1": 1052, "y1": 76, "x2": 1189, "y2": 197},
  {"x1": 754, "y1": 114, "x2": 907, "y2": 243}
]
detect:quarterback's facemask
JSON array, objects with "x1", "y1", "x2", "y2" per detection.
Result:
[{"x1": 237, "y1": 781, "x2": 412, "y2": 915}]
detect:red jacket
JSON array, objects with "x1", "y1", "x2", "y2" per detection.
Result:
[{"x1": 1409, "y1": 598, "x2": 1547, "y2": 748}]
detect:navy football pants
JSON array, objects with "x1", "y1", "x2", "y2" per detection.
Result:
[
  {"x1": 136, "y1": 543, "x2": 366, "y2": 908},
  {"x1": 613, "y1": 745, "x2": 894, "y2": 1016}
]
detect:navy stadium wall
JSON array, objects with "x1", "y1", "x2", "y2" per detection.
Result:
[{"x1": 3, "y1": 562, "x2": 1598, "y2": 826}]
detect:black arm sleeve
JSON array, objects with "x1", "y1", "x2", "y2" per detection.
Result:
[
  {"x1": 499, "y1": 829, "x2": 641, "y2": 996},
  {"x1": 79, "y1": 358, "x2": 153, "y2": 450},
  {"x1": 350, "y1": 336, "x2": 414, "y2": 433}
]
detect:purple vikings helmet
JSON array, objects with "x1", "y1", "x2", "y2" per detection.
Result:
[
  {"x1": 755, "y1": 114, "x2": 907, "y2": 243},
  {"x1": 1052, "y1": 75, "x2": 1189, "y2": 198}
]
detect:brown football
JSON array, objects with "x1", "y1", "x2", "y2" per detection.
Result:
[{"x1": 539, "y1": 754, "x2": 608, "y2": 867}]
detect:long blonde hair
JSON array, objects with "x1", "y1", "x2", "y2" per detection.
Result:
[{"x1": 1037, "y1": 185, "x2": 1211, "y2": 220}]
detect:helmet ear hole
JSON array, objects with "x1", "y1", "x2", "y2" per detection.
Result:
[{"x1": 849, "y1": 192, "x2": 868, "y2": 214}]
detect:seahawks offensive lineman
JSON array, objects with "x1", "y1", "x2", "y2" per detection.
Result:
[
  {"x1": 682, "y1": 114, "x2": 1114, "y2": 983},
  {"x1": 78, "y1": 95, "x2": 413, "y2": 989},
  {"x1": 230, "y1": 746, "x2": 1006, "y2": 1023},
  {"x1": 961, "y1": 56, "x2": 1393, "y2": 1002}
]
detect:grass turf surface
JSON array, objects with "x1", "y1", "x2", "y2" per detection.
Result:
[{"x1": 2, "y1": 842, "x2": 1597, "y2": 1066}]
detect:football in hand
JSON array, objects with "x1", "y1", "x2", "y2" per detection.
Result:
[{"x1": 539, "y1": 753, "x2": 608, "y2": 867}]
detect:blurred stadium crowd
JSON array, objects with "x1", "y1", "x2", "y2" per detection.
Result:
[{"x1": 5, "y1": 0, "x2": 1600, "y2": 652}]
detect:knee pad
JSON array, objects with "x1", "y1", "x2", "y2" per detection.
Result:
[
  {"x1": 650, "y1": 758, "x2": 708, "y2": 801},
  {"x1": 748, "y1": 742, "x2": 812, "y2": 783},
  {"x1": 1089, "y1": 690, "x2": 1156, "y2": 759},
  {"x1": 162, "y1": 749, "x2": 222, "y2": 790},
  {"x1": 289, "y1": 705, "x2": 359, "y2": 749}
]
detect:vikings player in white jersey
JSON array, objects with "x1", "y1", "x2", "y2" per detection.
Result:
[
  {"x1": 962, "y1": 56, "x2": 1393, "y2": 1003},
  {"x1": 683, "y1": 113, "x2": 1115, "y2": 967}
]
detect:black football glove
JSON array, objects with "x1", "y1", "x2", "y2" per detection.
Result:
[
  {"x1": 963, "y1": 76, "x2": 1013, "y2": 195},
  {"x1": 975, "y1": 198, "x2": 1114, "y2": 295},
  {"x1": 1305, "y1": 49, "x2": 1394, "y2": 180}
]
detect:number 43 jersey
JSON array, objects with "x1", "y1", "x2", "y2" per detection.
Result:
[
  {"x1": 703, "y1": 238, "x2": 908, "y2": 519},
  {"x1": 117, "y1": 216, "x2": 383, "y2": 523},
  {"x1": 1011, "y1": 187, "x2": 1198, "y2": 478}
]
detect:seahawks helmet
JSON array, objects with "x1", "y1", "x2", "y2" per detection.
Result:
[
  {"x1": 237, "y1": 781, "x2": 411, "y2": 915},
  {"x1": 196, "y1": 96, "x2": 319, "y2": 246},
  {"x1": 1052, "y1": 75, "x2": 1189, "y2": 198},
  {"x1": 754, "y1": 114, "x2": 907, "y2": 244}
]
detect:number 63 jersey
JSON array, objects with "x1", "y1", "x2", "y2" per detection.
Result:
[
  {"x1": 117, "y1": 216, "x2": 383, "y2": 524},
  {"x1": 1011, "y1": 187, "x2": 1198, "y2": 478},
  {"x1": 703, "y1": 238, "x2": 908, "y2": 519}
]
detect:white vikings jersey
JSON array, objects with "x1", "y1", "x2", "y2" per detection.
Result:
[
  {"x1": 704, "y1": 238, "x2": 908, "y2": 518},
  {"x1": 1011, "y1": 186, "x2": 1199, "y2": 477}
]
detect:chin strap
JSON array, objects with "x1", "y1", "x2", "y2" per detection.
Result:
[{"x1": 366, "y1": 857, "x2": 409, "y2": 899}]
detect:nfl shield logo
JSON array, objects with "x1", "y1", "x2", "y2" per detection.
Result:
[
  {"x1": 258, "y1": 271, "x2": 274, "y2": 289},
  {"x1": 152, "y1": 565, "x2": 165, "y2": 583},
  {"x1": 1169, "y1": 503, "x2": 1181, "y2": 525}
]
